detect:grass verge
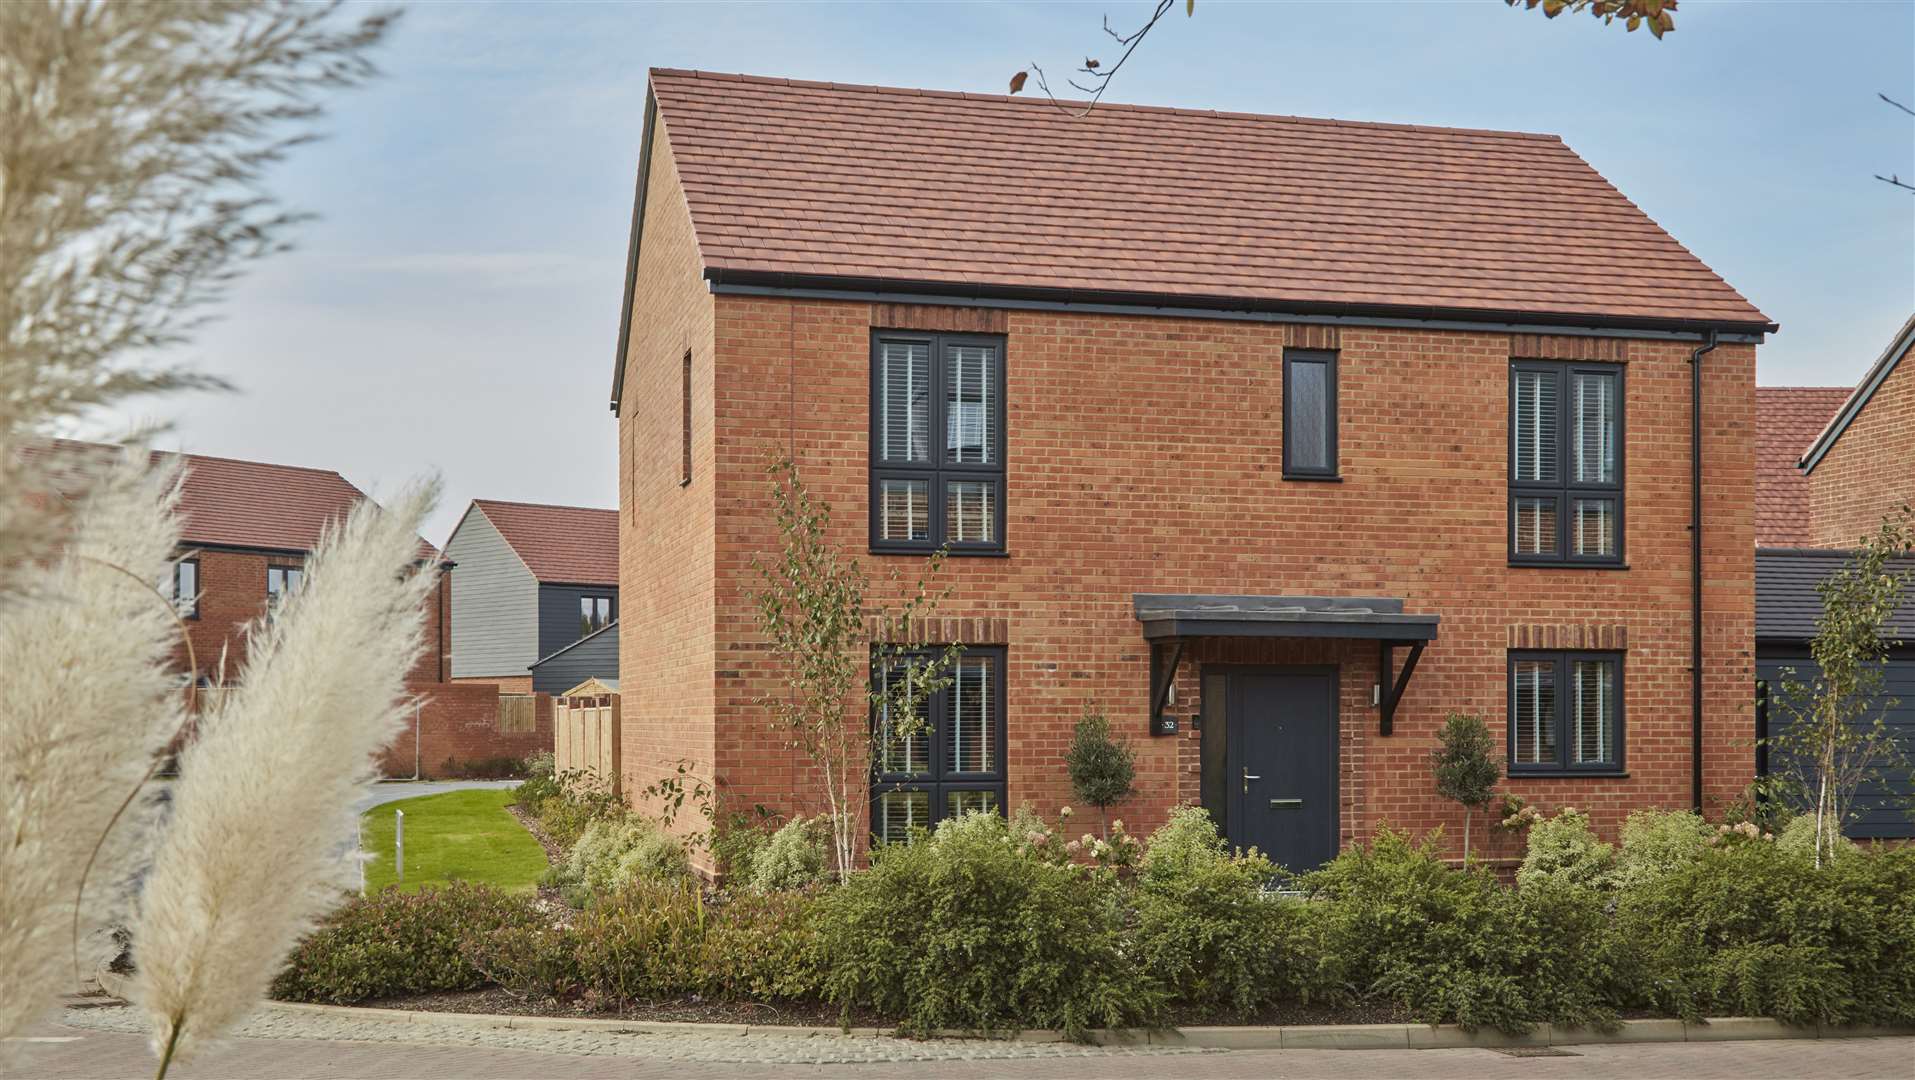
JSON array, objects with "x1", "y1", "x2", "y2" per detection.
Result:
[{"x1": 360, "y1": 788, "x2": 546, "y2": 894}]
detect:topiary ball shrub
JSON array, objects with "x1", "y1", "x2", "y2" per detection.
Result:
[
  {"x1": 748, "y1": 814, "x2": 830, "y2": 893},
  {"x1": 817, "y1": 810, "x2": 1161, "y2": 1039},
  {"x1": 1131, "y1": 806, "x2": 1295, "y2": 1017},
  {"x1": 272, "y1": 883, "x2": 546, "y2": 1004}
]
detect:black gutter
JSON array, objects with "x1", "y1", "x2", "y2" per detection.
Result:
[
  {"x1": 607, "y1": 89, "x2": 659, "y2": 413},
  {"x1": 1689, "y1": 329, "x2": 1719, "y2": 812},
  {"x1": 703, "y1": 267, "x2": 1779, "y2": 341}
]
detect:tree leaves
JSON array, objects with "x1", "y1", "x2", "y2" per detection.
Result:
[{"x1": 1505, "y1": 0, "x2": 1677, "y2": 38}]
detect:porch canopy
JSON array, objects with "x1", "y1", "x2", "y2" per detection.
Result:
[{"x1": 1133, "y1": 594, "x2": 1440, "y2": 737}]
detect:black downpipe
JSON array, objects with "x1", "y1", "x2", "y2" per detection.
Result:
[{"x1": 1689, "y1": 330, "x2": 1719, "y2": 812}]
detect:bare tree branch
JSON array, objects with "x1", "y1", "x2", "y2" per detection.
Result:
[
  {"x1": 1878, "y1": 93, "x2": 1915, "y2": 194},
  {"x1": 1011, "y1": 0, "x2": 1187, "y2": 119}
]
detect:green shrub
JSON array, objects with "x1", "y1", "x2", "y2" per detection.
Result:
[
  {"x1": 1609, "y1": 839, "x2": 1915, "y2": 1026},
  {"x1": 817, "y1": 810, "x2": 1161, "y2": 1039},
  {"x1": 547, "y1": 814, "x2": 689, "y2": 901},
  {"x1": 1614, "y1": 809, "x2": 1711, "y2": 890},
  {"x1": 512, "y1": 753, "x2": 560, "y2": 808},
  {"x1": 1132, "y1": 807, "x2": 1293, "y2": 1016},
  {"x1": 525, "y1": 769, "x2": 627, "y2": 850},
  {"x1": 749, "y1": 814, "x2": 829, "y2": 893},
  {"x1": 1775, "y1": 812, "x2": 1857, "y2": 864},
  {"x1": 1064, "y1": 709, "x2": 1136, "y2": 836},
  {"x1": 1518, "y1": 809, "x2": 1616, "y2": 890},
  {"x1": 711, "y1": 805, "x2": 779, "y2": 885},
  {"x1": 469, "y1": 881, "x2": 824, "y2": 1006},
  {"x1": 1296, "y1": 828, "x2": 1617, "y2": 1034},
  {"x1": 272, "y1": 883, "x2": 545, "y2": 1004}
]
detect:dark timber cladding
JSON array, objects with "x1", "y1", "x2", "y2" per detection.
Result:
[{"x1": 1134, "y1": 595, "x2": 1440, "y2": 738}]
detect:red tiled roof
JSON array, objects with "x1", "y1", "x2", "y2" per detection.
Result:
[
  {"x1": 25, "y1": 439, "x2": 432, "y2": 556},
  {"x1": 472, "y1": 500, "x2": 619, "y2": 586},
  {"x1": 648, "y1": 69, "x2": 1771, "y2": 329},
  {"x1": 1756, "y1": 388, "x2": 1849, "y2": 547}
]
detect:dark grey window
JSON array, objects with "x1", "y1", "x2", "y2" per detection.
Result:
[
  {"x1": 871, "y1": 647, "x2": 1006, "y2": 843},
  {"x1": 1511, "y1": 361, "x2": 1624, "y2": 565},
  {"x1": 680, "y1": 349, "x2": 692, "y2": 486},
  {"x1": 267, "y1": 564, "x2": 303, "y2": 605},
  {"x1": 1283, "y1": 349, "x2": 1338, "y2": 479},
  {"x1": 172, "y1": 558, "x2": 199, "y2": 619},
  {"x1": 1509, "y1": 651, "x2": 1624, "y2": 774},
  {"x1": 579, "y1": 595, "x2": 614, "y2": 638},
  {"x1": 870, "y1": 332, "x2": 1005, "y2": 554}
]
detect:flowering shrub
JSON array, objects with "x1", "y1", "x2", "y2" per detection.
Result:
[
  {"x1": 272, "y1": 884, "x2": 545, "y2": 1004},
  {"x1": 817, "y1": 809, "x2": 1160, "y2": 1038}
]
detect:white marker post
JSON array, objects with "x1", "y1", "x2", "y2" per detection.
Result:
[{"x1": 394, "y1": 809, "x2": 405, "y2": 886}]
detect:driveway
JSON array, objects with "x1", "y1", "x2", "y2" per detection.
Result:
[
  {"x1": 353, "y1": 779, "x2": 520, "y2": 815},
  {"x1": 12, "y1": 1010, "x2": 1913, "y2": 1080}
]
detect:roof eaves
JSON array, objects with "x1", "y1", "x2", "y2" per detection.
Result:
[
  {"x1": 1799, "y1": 312, "x2": 1915, "y2": 474},
  {"x1": 609, "y1": 87, "x2": 660, "y2": 414}
]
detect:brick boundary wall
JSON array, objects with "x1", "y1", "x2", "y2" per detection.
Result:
[{"x1": 380, "y1": 685, "x2": 554, "y2": 778}]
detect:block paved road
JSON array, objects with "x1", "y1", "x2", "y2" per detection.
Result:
[{"x1": 9, "y1": 1016, "x2": 1912, "y2": 1080}]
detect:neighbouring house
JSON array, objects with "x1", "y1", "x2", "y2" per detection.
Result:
[
  {"x1": 611, "y1": 69, "x2": 1775, "y2": 871},
  {"x1": 530, "y1": 619, "x2": 620, "y2": 696},
  {"x1": 443, "y1": 499, "x2": 619, "y2": 693},
  {"x1": 1754, "y1": 314, "x2": 1915, "y2": 837},
  {"x1": 26, "y1": 440, "x2": 548, "y2": 778}
]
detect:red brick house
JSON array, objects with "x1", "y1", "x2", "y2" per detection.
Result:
[
  {"x1": 34, "y1": 440, "x2": 547, "y2": 778},
  {"x1": 1755, "y1": 314, "x2": 1915, "y2": 837},
  {"x1": 612, "y1": 70, "x2": 1775, "y2": 869}
]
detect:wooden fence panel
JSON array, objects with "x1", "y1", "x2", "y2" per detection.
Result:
[{"x1": 553, "y1": 693, "x2": 620, "y2": 795}]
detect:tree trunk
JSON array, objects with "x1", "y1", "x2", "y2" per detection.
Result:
[{"x1": 1462, "y1": 806, "x2": 1473, "y2": 862}]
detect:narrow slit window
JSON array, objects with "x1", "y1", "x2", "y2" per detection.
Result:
[
  {"x1": 1282, "y1": 349, "x2": 1338, "y2": 478},
  {"x1": 680, "y1": 350, "x2": 693, "y2": 485}
]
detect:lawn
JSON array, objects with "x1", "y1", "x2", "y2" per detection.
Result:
[{"x1": 359, "y1": 788, "x2": 547, "y2": 894}]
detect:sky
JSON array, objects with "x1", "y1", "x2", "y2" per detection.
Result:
[{"x1": 100, "y1": 0, "x2": 1915, "y2": 544}]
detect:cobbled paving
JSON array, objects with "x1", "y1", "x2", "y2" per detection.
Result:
[{"x1": 61, "y1": 1005, "x2": 1214, "y2": 1065}]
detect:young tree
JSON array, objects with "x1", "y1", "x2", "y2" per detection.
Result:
[
  {"x1": 1065, "y1": 707, "x2": 1136, "y2": 838},
  {"x1": 1431, "y1": 712, "x2": 1501, "y2": 861},
  {"x1": 0, "y1": 3, "x2": 408, "y2": 1073},
  {"x1": 752, "y1": 458, "x2": 959, "y2": 881},
  {"x1": 1769, "y1": 508, "x2": 1915, "y2": 869}
]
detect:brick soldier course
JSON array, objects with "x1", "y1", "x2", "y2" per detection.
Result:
[{"x1": 614, "y1": 70, "x2": 1777, "y2": 868}]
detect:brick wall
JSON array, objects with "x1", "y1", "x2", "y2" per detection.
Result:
[
  {"x1": 379, "y1": 686, "x2": 555, "y2": 778},
  {"x1": 1809, "y1": 355, "x2": 1915, "y2": 548},
  {"x1": 615, "y1": 125, "x2": 718, "y2": 853},
  {"x1": 632, "y1": 295, "x2": 1761, "y2": 858},
  {"x1": 452, "y1": 674, "x2": 534, "y2": 694}
]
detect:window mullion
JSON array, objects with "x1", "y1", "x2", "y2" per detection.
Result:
[{"x1": 1556, "y1": 654, "x2": 1574, "y2": 770}]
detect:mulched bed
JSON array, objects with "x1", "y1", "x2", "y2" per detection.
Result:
[
  {"x1": 503, "y1": 803, "x2": 568, "y2": 906},
  {"x1": 354, "y1": 987, "x2": 883, "y2": 1028}
]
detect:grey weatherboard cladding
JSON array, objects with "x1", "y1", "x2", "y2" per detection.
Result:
[
  {"x1": 445, "y1": 507, "x2": 539, "y2": 678},
  {"x1": 529, "y1": 620, "x2": 620, "y2": 696}
]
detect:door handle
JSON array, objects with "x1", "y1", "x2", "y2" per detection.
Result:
[
  {"x1": 1268, "y1": 798, "x2": 1303, "y2": 810},
  {"x1": 1242, "y1": 767, "x2": 1261, "y2": 794}
]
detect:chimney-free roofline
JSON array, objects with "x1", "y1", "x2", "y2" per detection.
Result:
[{"x1": 1797, "y1": 312, "x2": 1915, "y2": 475}]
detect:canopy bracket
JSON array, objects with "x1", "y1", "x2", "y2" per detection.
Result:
[
  {"x1": 1378, "y1": 639, "x2": 1427, "y2": 736},
  {"x1": 1149, "y1": 639, "x2": 1185, "y2": 736}
]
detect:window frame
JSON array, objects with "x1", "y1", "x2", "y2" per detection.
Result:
[
  {"x1": 870, "y1": 645, "x2": 1008, "y2": 842},
  {"x1": 679, "y1": 349, "x2": 693, "y2": 487},
  {"x1": 1508, "y1": 360, "x2": 1626, "y2": 567},
  {"x1": 578, "y1": 593, "x2": 616, "y2": 638},
  {"x1": 1506, "y1": 650, "x2": 1626, "y2": 776},
  {"x1": 266, "y1": 563, "x2": 303, "y2": 606},
  {"x1": 172, "y1": 557, "x2": 200, "y2": 620},
  {"x1": 1282, "y1": 348, "x2": 1340, "y2": 480},
  {"x1": 867, "y1": 330, "x2": 1008, "y2": 556}
]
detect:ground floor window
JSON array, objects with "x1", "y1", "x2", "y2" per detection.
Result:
[
  {"x1": 1508, "y1": 651, "x2": 1624, "y2": 774},
  {"x1": 871, "y1": 646, "x2": 1006, "y2": 843}
]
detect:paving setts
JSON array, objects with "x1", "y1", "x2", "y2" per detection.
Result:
[{"x1": 59, "y1": 1005, "x2": 1213, "y2": 1065}]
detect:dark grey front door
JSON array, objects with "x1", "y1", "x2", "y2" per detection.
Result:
[{"x1": 1226, "y1": 668, "x2": 1339, "y2": 873}]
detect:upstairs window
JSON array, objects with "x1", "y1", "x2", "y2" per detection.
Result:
[
  {"x1": 171, "y1": 558, "x2": 200, "y2": 619},
  {"x1": 266, "y1": 564, "x2": 303, "y2": 605},
  {"x1": 1282, "y1": 349, "x2": 1338, "y2": 479},
  {"x1": 870, "y1": 332, "x2": 1005, "y2": 554},
  {"x1": 1510, "y1": 361, "x2": 1624, "y2": 565},
  {"x1": 1509, "y1": 651, "x2": 1624, "y2": 774},
  {"x1": 871, "y1": 647, "x2": 1006, "y2": 843},
  {"x1": 579, "y1": 594, "x2": 614, "y2": 638}
]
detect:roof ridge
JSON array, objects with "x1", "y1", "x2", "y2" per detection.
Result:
[
  {"x1": 1758, "y1": 385, "x2": 1852, "y2": 392},
  {"x1": 649, "y1": 67, "x2": 1567, "y2": 142},
  {"x1": 473, "y1": 497, "x2": 617, "y2": 514}
]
